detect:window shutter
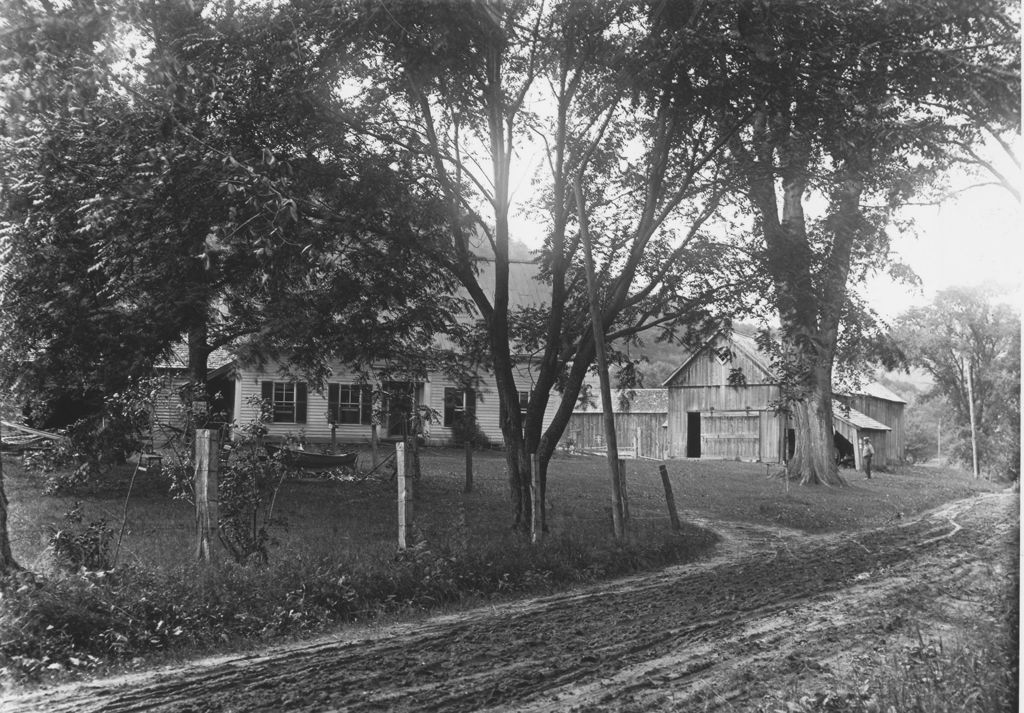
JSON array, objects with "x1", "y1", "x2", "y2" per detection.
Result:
[
  {"x1": 327, "y1": 384, "x2": 339, "y2": 424},
  {"x1": 261, "y1": 381, "x2": 273, "y2": 402},
  {"x1": 296, "y1": 383, "x2": 308, "y2": 424}
]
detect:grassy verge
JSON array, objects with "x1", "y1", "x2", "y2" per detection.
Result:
[{"x1": 0, "y1": 514, "x2": 715, "y2": 684}]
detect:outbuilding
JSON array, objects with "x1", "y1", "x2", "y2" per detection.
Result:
[{"x1": 663, "y1": 331, "x2": 906, "y2": 466}]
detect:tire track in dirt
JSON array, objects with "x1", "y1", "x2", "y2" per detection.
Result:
[{"x1": 2, "y1": 491, "x2": 1015, "y2": 713}]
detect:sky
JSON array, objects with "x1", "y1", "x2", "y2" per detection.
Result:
[
  {"x1": 865, "y1": 183, "x2": 1021, "y2": 321},
  {"x1": 509, "y1": 162, "x2": 1022, "y2": 324}
]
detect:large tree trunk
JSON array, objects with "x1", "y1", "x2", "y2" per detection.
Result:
[
  {"x1": 186, "y1": 323, "x2": 213, "y2": 431},
  {"x1": 787, "y1": 375, "x2": 844, "y2": 486},
  {"x1": 0, "y1": 453, "x2": 21, "y2": 572}
]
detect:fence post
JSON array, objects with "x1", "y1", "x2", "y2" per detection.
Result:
[
  {"x1": 194, "y1": 429, "x2": 220, "y2": 562},
  {"x1": 530, "y1": 453, "x2": 542, "y2": 543},
  {"x1": 618, "y1": 458, "x2": 629, "y2": 524},
  {"x1": 658, "y1": 464, "x2": 681, "y2": 532},
  {"x1": 397, "y1": 442, "x2": 411, "y2": 550}
]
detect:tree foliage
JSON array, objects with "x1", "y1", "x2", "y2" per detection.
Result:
[
  {"x1": 0, "y1": 0, "x2": 463, "y2": 414},
  {"x1": 716, "y1": 0, "x2": 1019, "y2": 484},
  {"x1": 897, "y1": 287, "x2": 1020, "y2": 479}
]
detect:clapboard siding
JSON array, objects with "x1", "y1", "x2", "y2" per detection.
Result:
[
  {"x1": 232, "y1": 359, "x2": 556, "y2": 447},
  {"x1": 151, "y1": 374, "x2": 189, "y2": 446}
]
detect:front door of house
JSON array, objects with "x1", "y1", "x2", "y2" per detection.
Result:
[{"x1": 384, "y1": 381, "x2": 417, "y2": 438}]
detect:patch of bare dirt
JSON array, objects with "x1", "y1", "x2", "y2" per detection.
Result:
[{"x1": 2, "y1": 490, "x2": 1017, "y2": 713}]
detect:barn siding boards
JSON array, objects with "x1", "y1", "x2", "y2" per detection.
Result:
[
  {"x1": 567, "y1": 412, "x2": 668, "y2": 460},
  {"x1": 664, "y1": 331, "x2": 909, "y2": 465},
  {"x1": 664, "y1": 333, "x2": 785, "y2": 461},
  {"x1": 567, "y1": 389, "x2": 669, "y2": 459},
  {"x1": 849, "y1": 394, "x2": 905, "y2": 464}
]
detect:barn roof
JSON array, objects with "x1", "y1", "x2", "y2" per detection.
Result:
[
  {"x1": 660, "y1": 330, "x2": 772, "y2": 386},
  {"x1": 832, "y1": 401, "x2": 891, "y2": 431},
  {"x1": 852, "y1": 381, "x2": 907, "y2": 404},
  {"x1": 574, "y1": 388, "x2": 668, "y2": 414}
]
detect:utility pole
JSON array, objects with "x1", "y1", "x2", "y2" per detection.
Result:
[
  {"x1": 575, "y1": 178, "x2": 624, "y2": 539},
  {"x1": 966, "y1": 360, "x2": 979, "y2": 478}
]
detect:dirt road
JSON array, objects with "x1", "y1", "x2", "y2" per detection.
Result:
[{"x1": 3, "y1": 490, "x2": 1017, "y2": 712}]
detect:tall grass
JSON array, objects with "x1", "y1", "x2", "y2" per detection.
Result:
[{"x1": 0, "y1": 522, "x2": 716, "y2": 683}]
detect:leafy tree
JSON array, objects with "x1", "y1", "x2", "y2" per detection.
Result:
[
  {"x1": 897, "y1": 287, "x2": 1020, "y2": 480},
  {"x1": 718, "y1": 0, "x2": 1019, "y2": 484},
  {"x1": 333, "y1": 0, "x2": 750, "y2": 532},
  {"x1": 0, "y1": 0, "x2": 462, "y2": 413},
  {"x1": 0, "y1": 0, "x2": 464, "y2": 563}
]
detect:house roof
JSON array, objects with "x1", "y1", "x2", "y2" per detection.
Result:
[
  {"x1": 832, "y1": 400, "x2": 891, "y2": 431},
  {"x1": 574, "y1": 388, "x2": 668, "y2": 414},
  {"x1": 467, "y1": 258, "x2": 548, "y2": 314},
  {"x1": 156, "y1": 344, "x2": 235, "y2": 373},
  {"x1": 434, "y1": 257, "x2": 547, "y2": 353},
  {"x1": 852, "y1": 381, "x2": 907, "y2": 404}
]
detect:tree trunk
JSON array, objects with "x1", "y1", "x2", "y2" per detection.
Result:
[
  {"x1": 787, "y1": 379, "x2": 844, "y2": 486},
  {"x1": 0, "y1": 453, "x2": 20, "y2": 572},
  {"x1": 186, "y1": 324, "x2": 213, "y2": 430}
]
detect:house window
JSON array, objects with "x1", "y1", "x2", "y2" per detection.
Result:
[
  {"x1": 518, "y1": 390, "x2": 530, "y2": 415},
  {"x1": 328, "y1": 384, "x2": 372, "y2": 425},
  {"x1": 444, "y1": 387, "x2": 467, "y2": 427},
  {"x1": 261, "y1": 381, "x2": 307, "y2": 424}
]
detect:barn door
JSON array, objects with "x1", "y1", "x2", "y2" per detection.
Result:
[{"x1": 702, "y1": 411, "x2": 760, "y2": 460}]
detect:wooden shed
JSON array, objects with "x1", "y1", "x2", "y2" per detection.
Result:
[
  {"x1": 832, "y1": 400, "x2": 892, "y2": 470},
  {"x1": 567, "y1": 389, "x2": 668, "y2": 460},
  {"x1": 841, "y1": 382, "x2": 907, "y2": 464}
]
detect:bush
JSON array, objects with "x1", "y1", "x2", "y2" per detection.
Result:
[
  {"x1": 451, "y1": 416, "x2": 491, "y2": 449},
  {"x1": 47, "y1": 503, "x2": 114, "y2": 573}
]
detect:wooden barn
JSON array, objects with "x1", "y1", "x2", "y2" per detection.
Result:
[
  {"x1": 566, "y1": 389, "x2": 668, "y2": 460},
  {"x1": 663, "y1": 332, "x2": 906, "y2": 466}
]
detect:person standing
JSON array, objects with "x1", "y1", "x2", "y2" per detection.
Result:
[{"x1": 862, "y1": 437, "x2": 874, "y2": 479}]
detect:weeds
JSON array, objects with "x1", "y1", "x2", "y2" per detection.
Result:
[{"x1": 0, "y1": 525, "x2": 714, "y2": 682}]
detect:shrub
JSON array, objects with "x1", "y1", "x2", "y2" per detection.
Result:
[
  {"x1": 47, "y1": 503, "x2": 114, "y2": 573},
  {"x1": 451, "y1": 416, "x2": 491, "y2": 450}
]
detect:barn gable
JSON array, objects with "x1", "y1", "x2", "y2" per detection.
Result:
[{"x1": 662, "y1": 332, "x2": 774, "y2": 388}]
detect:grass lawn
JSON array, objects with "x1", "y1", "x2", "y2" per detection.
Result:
[
  {"x1": 5, "y1": 447, "x2": 1000, "y2": 570},
  {"x1": 0, "y1": 448, "x2": 1006, "y2": 685}
]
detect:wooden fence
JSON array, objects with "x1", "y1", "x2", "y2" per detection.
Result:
[{"x1": 565, "y1": 412, "x2": 668, "y2": 460}]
